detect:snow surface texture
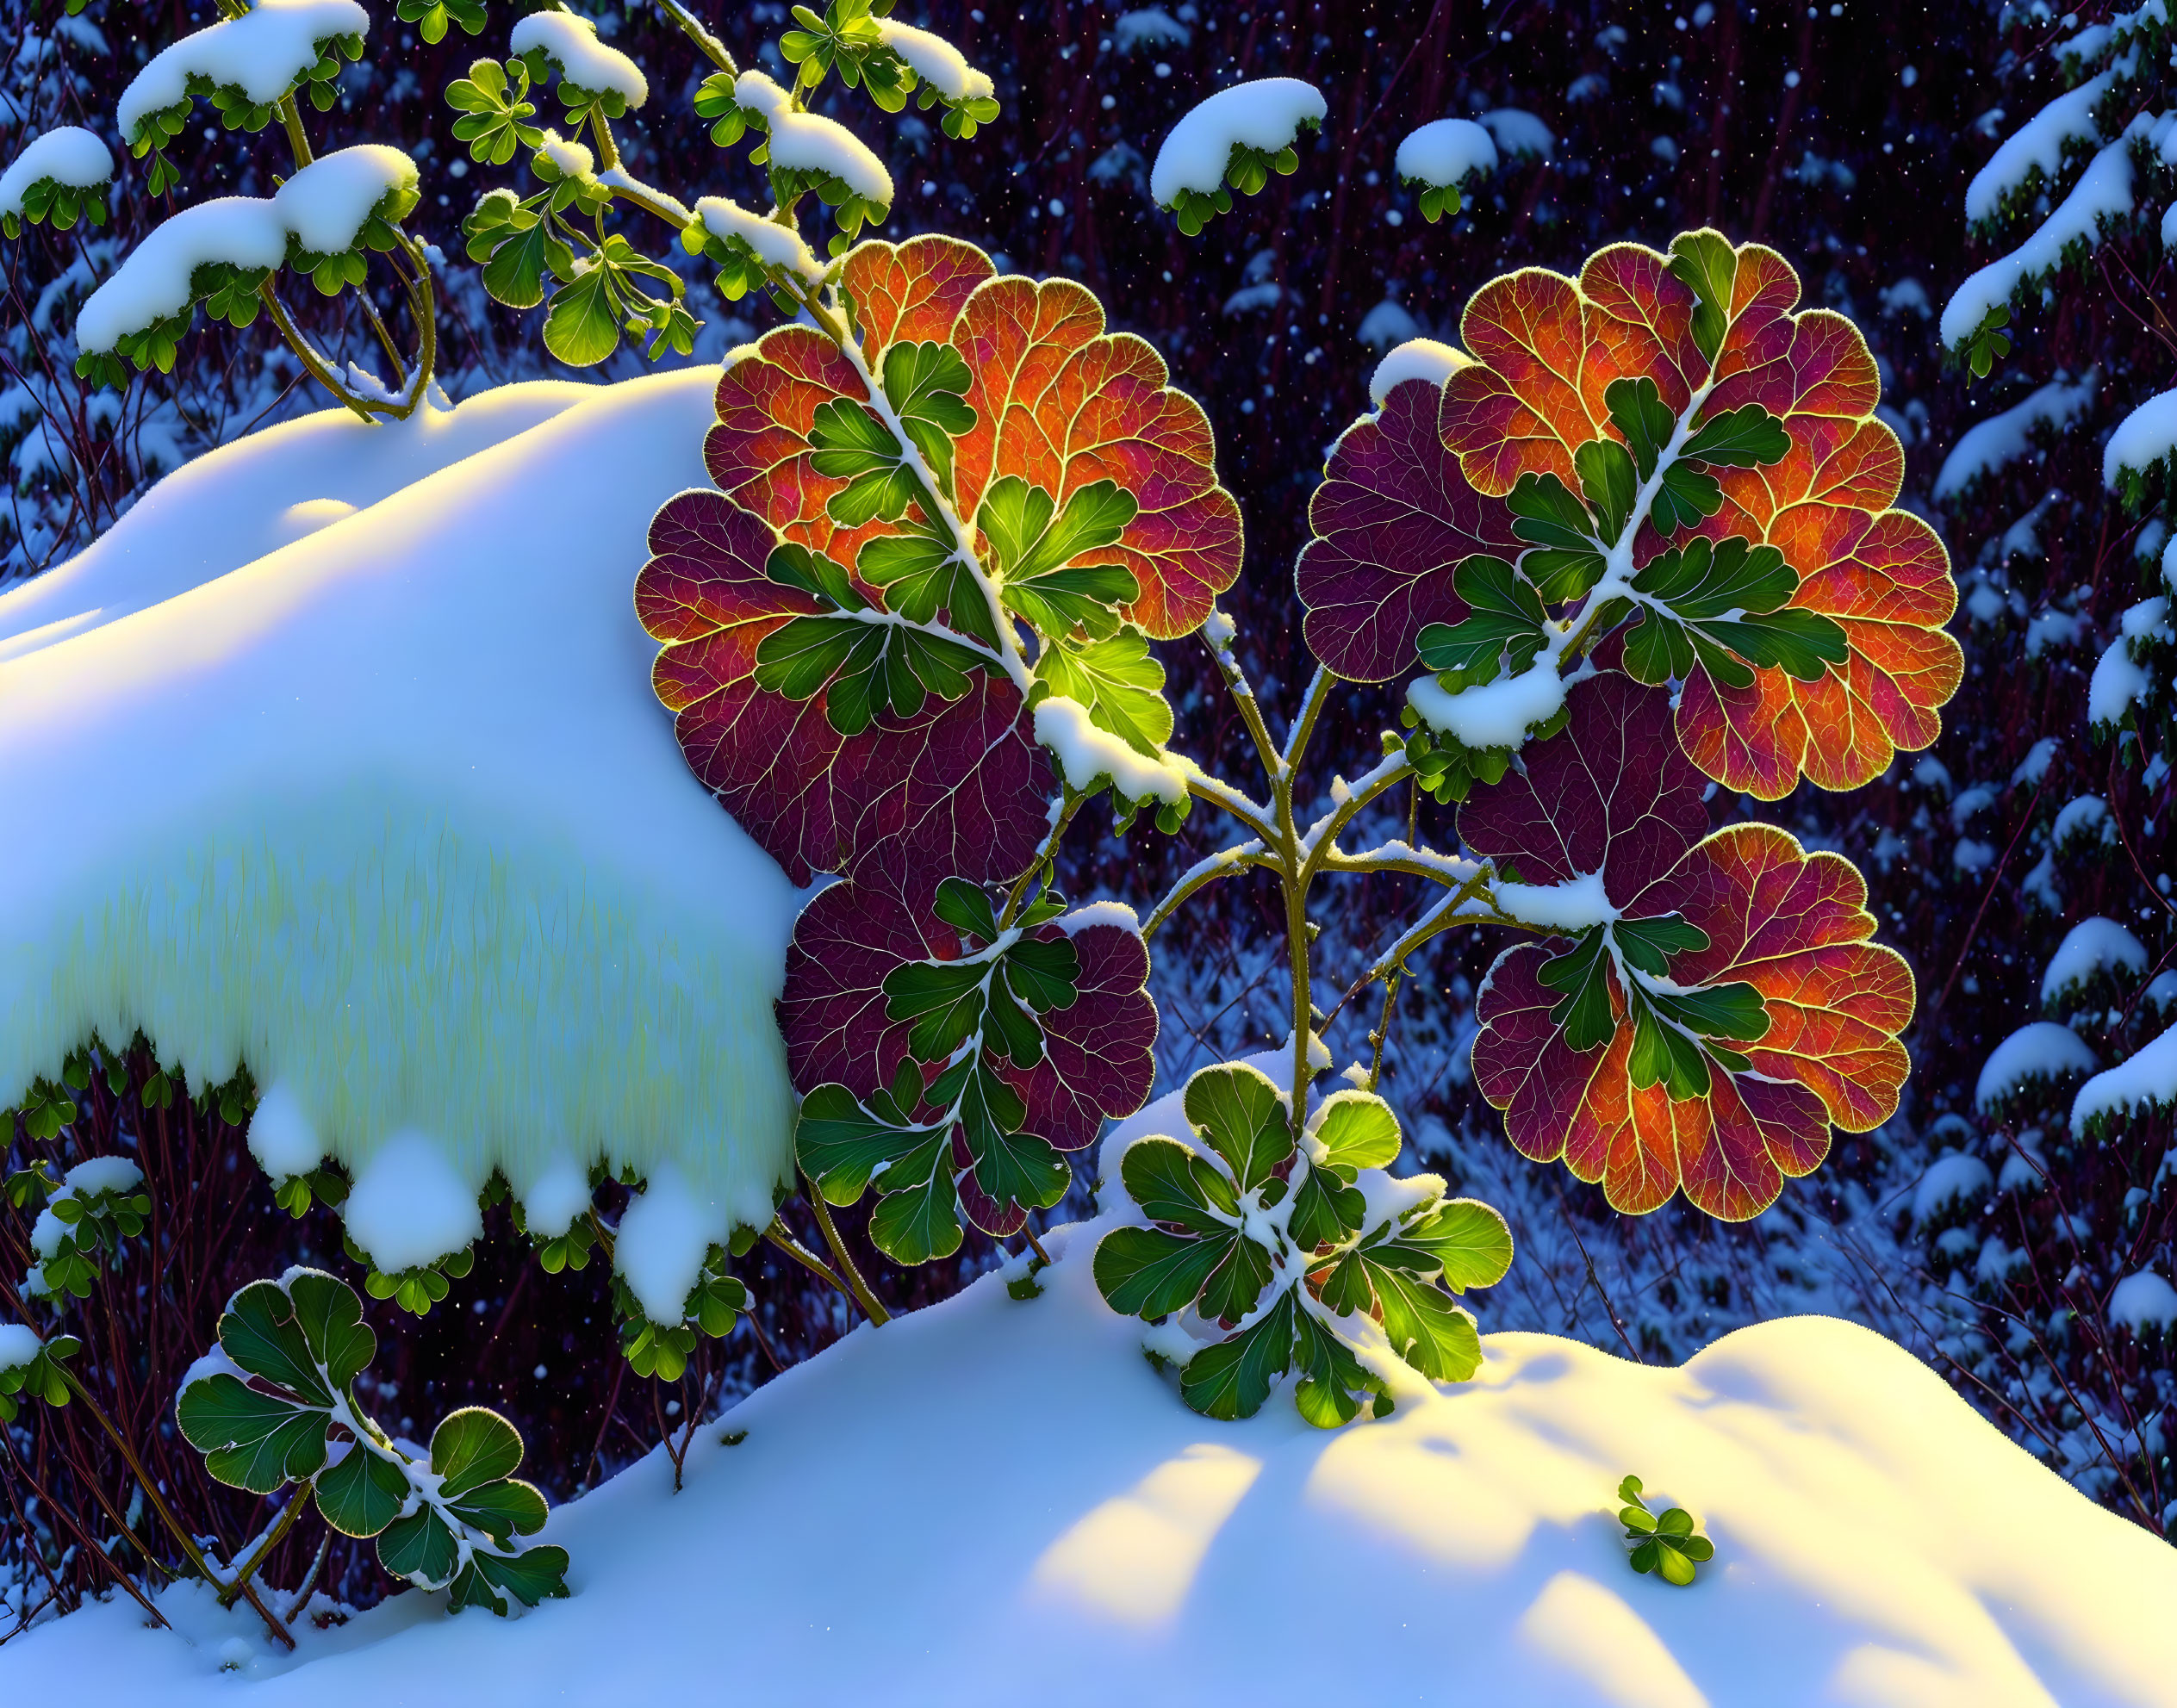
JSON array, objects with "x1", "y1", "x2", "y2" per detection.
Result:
[
  {"x1": 732, "y1": 71, "x2": 892, "y2": 203},
  {"x1": 507, "y1": 10, "x2": 647, "y2": 106},
  {"x1": 1369, "y1": 338, "x2": 1470, "y2": 407},
  {"x1": 0, "y1": 372, "x2": 804, "y2": 1285},
  {"x1": 1150, "y1": 78, "x2": 1326, "y2": 205},
  {"x1": 6, "y1": 1078, "x2": 2175, "y2": 1704},
  {"x1": 2074, "y1": 1022, "x2": 2177, "y2": 1133},
  {"x1": 116, "y1": 0, "x2": 369, "y2": 140},
  {"x1": 0, "y1": 126, "x2": 113, "y2": 216},
  {"x1": 73, "y1": 147, "x2": 419, "y2": 351},
  {"x1": 1394, "y1": 117, "x2": 1496, "y2": 188},
  {"x1": 1932, "y1": 371, "x2": 2094, "y2": 501}
]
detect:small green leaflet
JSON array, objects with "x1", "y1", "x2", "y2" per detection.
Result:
[
  {"x1": 1605, "y1": 377, "x2": 1676, "y2": 481},
  {"x1": 1668, "y1": 228, "x2": 1738, "y2": 364},
  {"x1": 768, "y1": 540, "x2": 874, "y2": 612},
  {"x1": 879, "y1": 340, "x2": 977, "y2": 498},
  {"x1": 1619, "y1": 1473, "x2": 1715, "y2": 1586},
  {"x1": 1537, "y1": 927, "x2": 1618, "y2": 1052},
  {"x1": 808, "y1": 399, "x2": 918, "y2": 525},
  {"x1": 753, "y1": 612, "x2": 987, "y2": 735},
  {"x1": 1537, "y1": 917, "x2": 1770, "y2": 1097},
  {"x1": 1034, "y1": 630, "x2": 1174, "y2": 758},
  {"x1": 855, "y1": 516, "x2": 1001, "y2": 648},
  {"x1": 1681, "y1": 404, "x2": 1791, "y2": 469},
  {"x1": 1507, "y1": 474, "x2": 1606, "y2": 603},
  {"x1": 1625, "y1": 536, "x2": 1849, "y2": 690},
  {"x1": 1415, "y1": 555, "x2": 1548, "y2": 690},
  {"x1": 1576, "y1": 438, "x2": 1638, "y2": 542},
  {"x1": 982, "y1": 475, "x2": 1142, "y2": 641}
]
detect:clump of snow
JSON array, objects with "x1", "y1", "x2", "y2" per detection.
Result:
[
  {"x1": 1912, "y1": 1152, "x2": 1993, "y2": 1224},
  {"x1": 1150, "y1": 78, "x2": 1326, "y2": 206},
  {"x1": 1112, "y1": 8, "x2": 1190, "y2": 53},
  {"x1": 613, "y1": 1165, "x2": 718, "y2": 1324},
  {"x1": 1407, "y1": 659, "x2": 1564, "y2": 751},
  {"x1": 0, "y1": 126, "x2": 114, "y2": 217},
  {"x1": 9, "y1": 1178, "x2": 2177, "y2": 1702},
  {"x1": 1056, "y1": 900, "x2": 1141, "y2": 938},
  {"x1": 1976, "y1": 1022, "x2": 2098, "y2": 1109},
  {"x1": 1033, "y1": 694, "x2": 1186, "y2": 804},
  {"x1": 733, "y1": 71, "x2": 893, "y2": 205},
  {"x1": 520, "y1": 1155, "x2": 594, "y2": 1239},
  {"x1": 61, "y1": 1155, "x2": 144, "y2": 1196},
  {"x1": 247, "y1": 1081, "x2": 324, "y2": 1179},
  {"x1": 2052, "y1": 792, "x2": 2116, "y2": 850},
  {"x1": 534, "y1": 129, "x2": 595, "y2": 180},
  {"x1": 339, "y1": 1130, "x2": 480, "y2": 1273},
  {"x1": 874, "y1": 20, "x2": 992, "y2": 102},
  {"x1": 1479, "y1": 108, "x2": 1553, "y2": 159},
  {"x1": 1931, "y1": 371, "x2": 2094, "y2": 502},
  {"x1": 116, "y1": 0, "x2": 369, "y2": 140},
  {"x1": 1942, "y1": 116, "x2": 2151, "y2": 352},
  {"x1": 0, "y1": 372, "x2": 803, "y2": 1302},
  {"x1": 1220, "y1": 281, "x2": 1282, "y2": 315},
  {"x1": 509, "y1": 9, "x2": 647, "y2": 106},
  {"x1": 1963, "y1": 67, "x2": 2117, "y2": 226},
  {"x1": 2043, "y1": 916, "x2": 2149, "y2": 1008},
  {"x1": 2074, "y1": 1022, "x2": 2177, "y2": 1132},
  {"x1": 2104, "y1": 388, "x2": 2177, "y2": 489},
  {"x1": 75, "y1": 197, "x2": 289, "y2": 352},
  {"x1": 1369, "y1": 337, "x2": 1472, "y2": 407},
  {"x1": 1878, "y1": 278, "x2": 1931, "y2": 318},
  {"x1": 692, "y1": 196, "x2": 824, "y2": 281},
  {"x1": 0, "y1": 1322, "x2": 41, "y2": 1375},
  {"x1": 1495, "y1": 871, "x2": 1617, "y2": 931},
  {"x1": 2109, "y1": 1270, "x2": 2177, "y2": 1333},
  {"x1": 1394, "y1": 117, "x2": 1496, "y2": 188},
  {"x1": 1200, "y1": 608, "x2": 1236, "y2": 650},
  {"x1": 271, "y1": 145, "x2": 416, "y2": 255},
  {"x1": 2088, "y1": 596, "x2": 2169, "y2": 729}
]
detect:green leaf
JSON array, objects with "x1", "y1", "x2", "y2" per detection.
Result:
[
  {"x1": 1310, "y1": 1090, "x2": 1402, "y2": 1178},
  {"x1": 1507, "y1": 472, "x2": 1608, "y2": 603},
  {"x1": 542, "y1": 264, "x2": 623, "y2": 367},
  {"x1": 797, "y1": 1083, "x2": 941, "y2": 1205},
  {"x1": 431, "y1": 1406, "x2": 525, "y2": 1500},
  {"x1": 880, "y1": 339, "x2": 977, "y2": 495},
  {"x1": 218, "y1": 1279, "x2": 339, "y2": 1407},
  {"x1": 1629, "y1": 537, "x2": 1846, "y2": 687},
  {"x1": 1415, "y1": 556, "x2": 1547, "y2": 689},
  {"x1": 1620, "y1": 1504, "x2": 1658, "y2": 1532},
  {"x1": 314, "y1": 1444, "x2": 411, "y2": 1537},
  {"x1": 1179, "y1": 1290, "x2": 1296, "y2": 1419},
  {"x1": 855, "y1": 519, "x2": 997, "y2": 646},
  {"x1": 460, "y1": 1543, "x2": 571, "y2": 1610},
  {"x1": 1618, "y1": 1473, "x2": 1645, "y2": 1503},
  {"x1": 177, "y1": 1375, "x2": 328, "y2": 1494},
  {"x1": 1657, "y1": 1541, "x2": 1698, "y2": 1586},
  {"x1": 1703, "y1": 606, "x2": 1850, "y2": 684},
  {"x1": 1575, "y1": 438, "x2": 1638, "y2": 543},
  {"x1": 1181, "y1": 1062, "x2": 1293, "y2": 1194},
  {"x1": 378, "y1": 1505, "x2": 463, "y2": 1588},
  {"x1": 1650, "y1": 460, "x2": 1725, "y2": 533},
  {"x1": 1120, "y1": 1136, "x2": 1241, "y2": 1232},
  {"x1": 1397, "y1": 1198, "x2": 1514, "y2": 1291},
  {"x1": 1657, "y1": 1505, "x2": 1695, "y2": 1537},
  {"x1": 1537, "y1": 929, "x2": 1617, "y2": 1053},
  {"x1": 1093, "y1": 1224, "x2": 1229, "y2": 1319},
  {"x1": 1611, "y1": 913, "x2": 1708, "y2": 976},
  {"x1": 1291, "y1": 1306, "x2": 1388, "y2": 1429},
  {"x1": 1682, "y1": 403, "x2": 1790, "y2": 469},
  {"x1": 479, "y1": 213, "x2": 550, "y2": 309},
  {"x1": 1033, "y1": 629, "x2": 1172, "y2": 758},
  {"x1": 287, "y1": 1269, "x2": 377, "y2": 1388},
  {"x1": 865, "y1": 1128, "x2": 962, "y2": 1264},
  {"x1": 884, "y1": 957, "x2": 991, "y2": 1061},
  {"x1": 809, "y1": 398, "x2": 917, "y2": 525},
  {"x1": 1627, "y1": 997, "x2": 1715, "y2": 1099},
  {"x1": 1667, "y1": 229, "x2": 1738, "y2": 364},
  {"x1": 1604, "y1": 376, "x2": 1676, "y2": 481},
  {"x1": 447, "y1": 1475, "x2": 550, "y2": 1544},
  {"x1": 1365, "y1": 1259, "x2": 1483, "y2": 1382},
  {"x1": 1197, "y1": 1228, "x2": 1275, "y2": 1325},
  {"x1": 1285, "y1": 1165, "x2": 1367, "y2": 1251},
  {"x1": 767, "y1": 540, "x2": 873, "y2": 612},
  {"x1": 930, "y1": 874, "x2": 1000, "y2": 945}
]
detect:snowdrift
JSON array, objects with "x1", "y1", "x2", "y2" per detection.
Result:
[{"x1": 0, "y1": 374, "x2": 804, "y2": 1294}]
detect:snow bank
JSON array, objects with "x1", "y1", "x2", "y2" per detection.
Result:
[
  {"x1": 1151, "y1": 78, "x2": 1326, "y2": 206},
  {"x1": 0, "y1": 126, "x2": 113, "y2": 217},
  {"x1": 1941, "y1": 115, "x2": 2153, "y2": 351},
  {"x1": 1368, "y1": 337, "x2": 1471, "y2": 407},
  {"x1": 2042, "y1": 915, "x2": 2149, "y2": 1007},
  {"x1": 1975, "y1": 1022, "x2": 2098, "y2": 1109},
  {"x1": 0, "y1": 371, "x2": 804, "y2": 1285},
  {"x1": 874, "y1": 20, "x2": 992, "y2": 102},
  {"x1": 1931, "y1": 371, "x2": 2094, "y2": 501},
  {"x1": 117, "y1": 0, "x2": 368, "y2": 140},
  {"x1": 732, "y1": 71, "x2": 892, "y2": 205},
  {"x1": 271, "y1": 145, "x2": 416, "y2": 255},
  {"x1": 1395, "y1": 117, "x2": 1496, "y2": 188},
  {"x1": 8, "y1": 1164, "x2": 2176, "y2": 1703},
  {"x1": 1963, "y1": 67, "x2": 2118, "y2": 225},
  {"x1": 2074, "y1": 1021, "x2": 2177, "y2": 1132},
  {"x1": 2108, "y1": 1270, "x2": 2177, "y2": 1333},
  {"x1": 509, "y1": 10, "x2": 647, "y2": 106}
]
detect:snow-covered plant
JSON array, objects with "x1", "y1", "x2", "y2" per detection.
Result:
[
  {"x1": 1615, "y1": 1474, "x2": 1713, "y2": 1586},
  {"x1": 177, "y1": 1267, "x2": 569, "y2": 1616},
  {"x1": 9, "y1": 1153, "x2": 148, "y2": 1301},
  {"x1": 0, "y1": 0, "x2": 438, "y2": 419}
]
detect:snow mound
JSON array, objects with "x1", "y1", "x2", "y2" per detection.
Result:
[
  {"x1": 116, "y1": 0, "x2": 368, "y2": 140},
  {"x1": 1395, "y1": 117, "x2": 1496, "y2": 188},
  {"x1": 1368, "y1": 337, "x2": 1471, "y2": 406},
  {"x1": 1911, "y1": 1152, "x2": 1991, "y2": 1224},
  {"x1": 2074, "y1": 1021, "x2": 2177, "y2": 1133},
  {"x1": 273, "y1": 144, "x2": 417, "y2": 256},
  {"x1": 1931, "y1": 371, "x2": 2094, "y2": 502},
  {"x1": 2042, "y1": 916, "x2": 2149, "y2": 1007},
  {"x1": 1963, "y1": 67, "x2": 2116, "y2": 225},
  {"x1": 509, "y1": 10, "x2": 648, "y2": 107},
  {"x1": 1479, "y1": 107, "x2": 1553, "y2": 160},
  {"x1": 691, "y1": 196, "x2": 824, "y2": 281},
  {"x1": 8, "y1": 1196, "x2": 2174, "y2": 1703},
  {"x1": 0, "y1": 372, "x2": 803, "y2": 1284},
  {"x1": 2108, "y1": 1270, "x2": 2177, "y2": 1334},
  {"x1": 0, "y1": 126, "x2": 113, "y2": 216},
  {"x1": 732, "y1": 71, "x2": 892, "y2": 204},
  {"x1": 1976, "y1": 1022, "x2": 2097, "y2": 1109},
  {"x1": 874, "y1": 19, "x2": 992, "y2": 102},
  {"x1": 1151, "y1": 78, "x2": 1326, "y2": 206}
]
